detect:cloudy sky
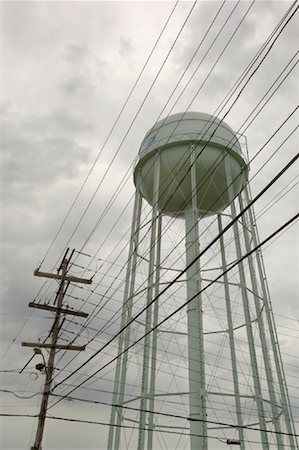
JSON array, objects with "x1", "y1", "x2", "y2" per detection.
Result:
[{"x1": 1, "y1": 1, "x2": 298, "y2": 449}]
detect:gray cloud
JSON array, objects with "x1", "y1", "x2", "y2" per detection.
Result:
[
  {"x1": 60, "y1": 42, "x2": 107, "y2": 99},
  {"x1": 119, "y1": 38, "x2": 133, "y2": 58},
  {"x1": 2, "y1": 110, "x2": 92, "y2": 195}
]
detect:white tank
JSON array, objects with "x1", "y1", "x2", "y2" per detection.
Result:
[{"x1": 134, "y1": 111, "x2": 248, "y2": 217}]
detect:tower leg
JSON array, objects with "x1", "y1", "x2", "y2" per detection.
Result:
[
  {"x1": 108, "y1": 190, "x2": 142, "y2": 450},
  {"x1": 238, "y1": 192, "x2": 284, "y2": 448},
  {"x1": 147, "y1": 213, "x2": 162, "y2": 450},
  {"x1": 225, "y1": 155, "x2": 269, "y2": 449},
  {"x1": 217, "y1": 213, "x2": 245, "y2": 450},
  {"x1": 138, "y1": 154, "x2": 161, "y2": 450},
  {"x1": 243, "y1": 184, "x2": 297, "y2": 449},
  {"x1": 184, "y1": 145, "x2": 207, "y2": 450}
]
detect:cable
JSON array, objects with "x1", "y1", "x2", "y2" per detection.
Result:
[
  {"x1": 31, "y1": 1, "x2": 298, "y2": 360},
  {"x1": 76, "y1": 0, "x2": 249, "y2": 255},
  {"x1": 61, "y1": 15, "x2": 294, "y2": 346},
  {"x1": 54, "y1": 65, "x2": 299, "y2": 375},
  {"x1": 48, "y1": 393, "x2": 299, "y2": 438},
  {"x1": 0, "y1": 389, "x2": 40, "y2": 399},
  {"x1": 64, "y1": 0, "x2": 237, "y2": 264},
  {"x1": 1, "y1": 279, "x2": 49, "y2": 361},
  {"x1": 6, "y1": 3, "x2": 183, "y2": 364},
  {"x1": 33, "y1": 0, "x2": 298, "y2": 324},
  {"x1": 34, "y1": 0, "x2": 250, "y2": 370},
  {"x1": 51, "y1": 162, "x2": 299, "y2": 394},
  {"x1": 19, "y1": 1, "x2": 298, "y2": 400},
  {"x1": 49, "y1": 1, "x2": 198, "y2": 268},
  {"x1": 53, "y1": 107, "x2": 299, "y2": 378},
  {"x1": 13, "y1": 3, "x2": 203, "y2": 374},
  {"x1": 1, "y1": 412, "x2": 298, "y2": 443},
  {"x1": 38, "y1": 0, "x2": 180, "y2": 268}
]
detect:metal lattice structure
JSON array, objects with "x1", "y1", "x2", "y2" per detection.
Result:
[{"x1": 107, "y1": 112, "x2": 297, "y2": 449}]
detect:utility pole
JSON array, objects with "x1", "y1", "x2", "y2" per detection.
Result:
[{"x1": 22, "y1": 249, "x2": 92, "y2": 450}]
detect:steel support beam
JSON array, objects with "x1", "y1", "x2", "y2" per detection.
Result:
[
  {"x1": 138, "y1": 153, "x2": 161, "y2": 450},
  {"x1": 185, "y1": 144, "x2": 207, "y2": 450},
  {"x1": 217, "y1": 213, "x2": 245, "y2": 450},
  {"x1": 238, "y1": 192, "x2": 284, "y2": 448},
  {"x1": 225, "y1": 156, "x2": 269, "y2": 449},
  {"x1": 244, "y1": 184, "x2": 297, "y2": 449},
  {"x1": 108, "y1": 190, "x2": 143, "y2": 450}
]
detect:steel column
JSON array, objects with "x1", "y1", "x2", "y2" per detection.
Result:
[
  {"x1": 217, "y1": 213, "x2": 245, "y2": 449},
  {"x1": 238, "y1": 192, "x2": 284, "y2": 448},
  {"x1": 138, "y1": 154, "x2": 161, "y2": 450},
  {"x1": 244, "y1": 184, "x2": 297, "y2": 449},
  {"x1": 225, "y1": 155, "x2": 269, "y2": 449},
  {"x1": 147, "y1": 213, "x2": 162, "y2": 450},
  {"x1": 108, "y1": 190, "x2": 143, "y2": 450},
  {"x1": 185, "y1": 144, "x2": 207, "y2": 450}
]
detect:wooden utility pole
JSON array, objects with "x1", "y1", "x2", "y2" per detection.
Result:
[{"x1": 22, "y1": 249, "x2": 92, "y2": 450}]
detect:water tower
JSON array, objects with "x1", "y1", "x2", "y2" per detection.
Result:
[{"x1": 107, "y1": 112, "x2": 296, "y2": 449}]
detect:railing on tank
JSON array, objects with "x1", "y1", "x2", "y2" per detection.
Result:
[{"x1": 138, "y1": 130, "x2": 249, "y2": 165}]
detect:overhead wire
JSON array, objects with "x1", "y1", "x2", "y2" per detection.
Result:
[
  {"x1": 30, "y1": 0, "x2": 298, "y2": 330},
  {"x1": 66, "y1": 333, "x2": 291, "y2": 403},
  {"x1": 52, "y1": 118, "x2": 298, "y2": 394},
  {"x1": 52, "y1": 99, "x2": 298, "y2": 378},
  {"x1": 3, "y1": 2, "x2": 184, "y2": 359},
  {"x1": 15, "y1": 1, "x2": 298, "y2": 432},
  {"x1": 13, "y1": 1, "x2": 205, "y2": 376},
  {"x1": 38, "y1": 0, "x2": 180, "y2": 269},
  {"x1": 63, "y1": 0, "x2": 298, "y2": 326},
  {"x1": 0, "y1": 279, "x2": 49, "y2": 361},
  {"x1": 64, "y1": 0, "x2": 235, "y2": 267},
  {"x1": 50, "y1": 152, "x2": 299, "y2": 398},
  {"x1": 34, "y1": 0, "x2": 246, "y2": 368},
  {"x1": 48, "y1": 212, "x2": 298, "y2": 444},
  {"x1": 59, "y1": 318, "x2": 297, "y2": 413},
  {"x1": 29, "y1": 0, "x2": 298, "y2": 362},
  {"x1": 2, "y1": 7, "x2": 298, "y2": 450},
  {"x1": 46, "y1": 0, "x2": 198, "y2": 271},
  {"x1": 47, "y1": 393, "x2": 299, "y2": 439},
  {"x1": 15, "y1": 0, "x2": 209, "y2": 376},
  {"x1": 1, "y1": 393, "x2": 299, "y2": 440},
  {"x1": 50, "y1": 3, "x2": 298, "y2": 370}
]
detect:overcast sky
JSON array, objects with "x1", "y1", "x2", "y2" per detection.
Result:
[{"x1": 1, "y1": 1, "x2": 298, "y2": 449}]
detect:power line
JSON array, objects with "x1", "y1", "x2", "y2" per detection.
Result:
[
  {"x1": 54, "y1": 71, "x2": 299, "y2": 377},
  {"x1": 49, "y1": 393, "x2": 299, "y2": 439},
  {"x1": 12, "y1": 3, "x2": 202, "y2": 368},
  {"x1": 30, "y1": 0, "x2": 298, "y2": 356},
  {"x1": 18, "y1": 0, "x2": 298, "y2": 404},
  {"x1": 52, "y1": 108, "x2": 298, "y2": 378},
  {"x1": 32, "y1": 0, "x2": 293, "y2": 320},
  {"x1": 50, "y1": 157, "x2": 299, "y2": 394},
  {"x1": 75, "y1": 0, "x2": 235, "y2": 257},
  {"x1": 1, "y1": 408, "x2": 298, "y2": 440},
  {"x1": 5, "y1": 2, "x2": 183, "y2": 359},
  {"x1": 38, "y1": 0, "x2": 180, "y2": 269},
  {"x1": 48, "y1": 1, "x2": 198, "y2": 269},
  {"x1": 32, "y1": 1, "x2": 250, "y2": 371},
  {"x1": 62, "y1": 9, "x2": 294, "y2": 338},
  {"x1": 0, "y1": 389, "x2": 40, "y2": 400},
  {"x1": 34, "y1": 0, "x2": 243, "y2": 305},
  {"x1": 75, "y1": 0, "x2": 250, "y2": 257}
]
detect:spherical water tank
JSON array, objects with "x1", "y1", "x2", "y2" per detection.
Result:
[{"x1": 134, "y1": 111, "x2": 248, "y2": 217}]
